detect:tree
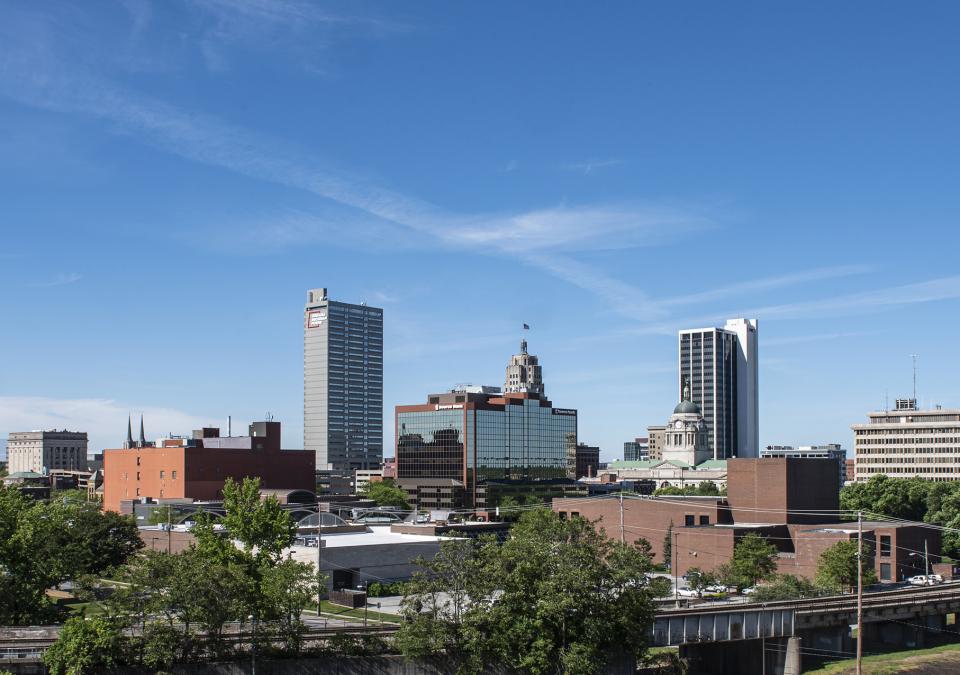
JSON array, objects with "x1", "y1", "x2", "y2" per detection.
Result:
[
  {"x1": 361, "y1": 478, "x2": 410, "y2": 509},
  {"x1": 494, "y1": 494, "x2": 543, "y2": 520},
  {"x1": 728, "y1": 533, "x2": 778, "y2": 589},
  {"x1": 395, "y1": 537, "x2": 496, "y2": 673},
  {"x1": 751, "y1": 574, "x2": 822, "y2": 602},
  {"x1": 684, "y1": 567, "x2": 715, "y2": 596},
  {"x1": 43, "y1": 616, "x2": 126, "y2": 675},
  {"x1": 221, "y1": 477, "x2": 296, "y2": 563},
  {"x1": 0, "y1": 485, "x2": 142, "y2": 625},
  {"x1": 398, "y1": 509, "x2": 659, "y2": 675},
  {"x1": 815, "y1": 540, "x2": 878, "y2": 593},
  {"x1": 840, "y1": 474, "x2": 930, "y2": 521}
]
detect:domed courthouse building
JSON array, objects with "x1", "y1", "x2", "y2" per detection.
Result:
[{"x1": 601, "y1": 380, "x2": 728, "y2": 490}]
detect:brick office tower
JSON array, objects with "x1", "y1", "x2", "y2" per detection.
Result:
[
  {"x1": 304, "y1": 288, "x2": 384, "y2": 473},
  {"x1": 103, "y1": 420, "x2": 314, "y2": 512}
]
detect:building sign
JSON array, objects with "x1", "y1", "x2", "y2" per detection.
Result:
[
  {"x1": 435, "y1": 404, "x2": 464, "y2": 410},
  {"x1": 307, "y1": 310, "x2": 326, "y2": 328},
  {"x1": 552, "y1": 408, "x2": 577, "y2": 416}
]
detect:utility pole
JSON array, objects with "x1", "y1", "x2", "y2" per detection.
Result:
[
  {"x1": 925, "y1": 539, "x2": 930, "y2": 576},
  {"x1": 316, "y1": 508, "x2": 323, "y2": 616},
  {"x1": 856, "y1": 510, "x2": 863, "y2": 675},
  {"x1": 619, "y1": 491, "x2": 625, "y2": 544},
  {"x1": 911, "y1": 354, "x2": 919, "y2": 402},
  {"x1": 166, "y1": 506, "x2": 171, "y2": 554},
  {"x1": 673, "y1": 529, "x2": 679, "y2": 606}
]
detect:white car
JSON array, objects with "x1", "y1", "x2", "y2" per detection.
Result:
[
  {"x1": 677, "y1": 587, "x2": 701, "y2": 598},
  {"x1": 908, "y1": 575, "x2": 936, "y2": 586},
  {"x1": 741, "y1": 587, "x2": 757, "y2": 596},
  {"x1": 705, "y1": 584, "x2": 731, "y2": 594},
  {"x1": 929, "y1": 574, "x2": 945, "y2": 584}
]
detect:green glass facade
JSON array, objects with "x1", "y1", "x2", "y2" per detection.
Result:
[{"x1": 396, "y1": 396, "x2": 577, "y2": 506}]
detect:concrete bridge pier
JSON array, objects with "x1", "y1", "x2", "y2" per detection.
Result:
[{"x1": 680, "y1": 637, "x2": 797, "y2": 675}]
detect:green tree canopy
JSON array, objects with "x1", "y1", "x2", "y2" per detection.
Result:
[
  {"x1": 360, "y1": 478, "x2": 410, "y2": 509},
  {"x1": 43, "y1": 616, "x2": 126, "y2": 675},
  {"x1": 0, "y1": 485, "x2": 142, "y2": 625},
  {"x1": 220, "y1": 477, "x2": 296, "y2": 563},
  {"x1": 397, "y1": 509, "x2": 658, "y2": 675},
  {"x1": 840, "y1": 474, "x2": 930, "y2": 521},
  {"x1": 815, "y1": 539, "x2": 878, "y2": 593},
  {"x1": 729, "y1": 533, "x2": 779, "y2": 589},
  {"x1": 751, "y1": 574, "x2": 824, "y2": 602}
]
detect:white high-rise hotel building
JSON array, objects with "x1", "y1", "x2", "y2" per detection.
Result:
[
  {"x1": 304, "y1": 288, "x2": 383, "y2": 472},
  {"x1": 678, "y1": 318, "x2": 759, "y2": 459}
]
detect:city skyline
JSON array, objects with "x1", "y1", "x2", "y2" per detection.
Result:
[{"x1": 3, "y1": 2, "x2": 960, "y2": 460}]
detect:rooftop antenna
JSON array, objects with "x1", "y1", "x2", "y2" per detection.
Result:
[
  {"x1": 910, "y1": 354, "x2": 919, "y2": 402},
  {"x1": 228, "y1": 415, "x2": 232, "y2": 437}
]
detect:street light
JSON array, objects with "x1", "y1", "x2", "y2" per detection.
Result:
[{"x1": 247, "y1": 613, "x2": 257, "y2": 675}]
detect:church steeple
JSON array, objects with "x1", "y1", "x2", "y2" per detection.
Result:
[
  {"x1": 138, "y1": 415, "x2": 146, "y2": 448},
  {"x1": 124, "y1": 415, "x2": 134, "y2": 449}
]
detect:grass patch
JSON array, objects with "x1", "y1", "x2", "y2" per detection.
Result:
[
  {"x1": 805, "y1": 642, "x2": 960, "y2": 674},
  {"x1": 303, "y1": 601, "x2": 402, "y2": 625}
]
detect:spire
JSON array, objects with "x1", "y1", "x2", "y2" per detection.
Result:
[
  {"x1": 125, "y1": 416, "x2": 133, "y2": 448},
  {"x1": 682, "y1": 376, "x2": 691, "y2": 402},
  {"x1": 138, "y1": 415, "x2": 146, "y2": 448},
  {"x1": 520, "y1": 338, "x2": 528, "y2": 354}
]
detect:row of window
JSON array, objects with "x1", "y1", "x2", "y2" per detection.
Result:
[{"x1": 121, "y1": 470, "x2": 177, "y2": 480}]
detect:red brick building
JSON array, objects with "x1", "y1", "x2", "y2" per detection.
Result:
[
  {"x1": 103, "y1": 421, "x2": 314, "y2": 513},
  {"x1": 553, "y1": 457, "x2": 940, "y2": 583}
]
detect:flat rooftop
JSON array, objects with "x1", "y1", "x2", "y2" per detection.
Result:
[{"x1": 289, "y1": 525, "x2": 451, "y2": 549}]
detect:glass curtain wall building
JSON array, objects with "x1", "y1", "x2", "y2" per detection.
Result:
[
  {"x1": 678, "y1": 318, "x2": 758, "y2": 459},
  {"x1": 304, "y1": 288, "x2": 383, "y2": 472},
  {"x1": 396, "y1": 391, "x2": 577, "y2": 507}
]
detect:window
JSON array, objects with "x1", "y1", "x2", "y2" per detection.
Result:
[
  {"x1": 571, "y1": 512, "x2": 580, "y2": 519},
  {"x1": 685, "y1": 515, "x2": 695, "y2": 527},
  {"x1": 880, "y1": 563, "x2": 891, "y2": 581},
  {"x1": 880, "y1": 535, "x2": 891, "y2": 557},
  {"x1": 136, "y1": 472, "x2": 140, "y2": 480},
  {"x1": 136, "y1": 456, "x2": 141, "y2": 466},
  {"x1": 699, "y1": 515, "x2": 709, "y2": 525},
  {"x1": 136, "y1": 488, "x2": 141, "y2": 496},
  {"x1": 160, "y1": 470, "x2": 165, "y2": 480},
  {"x1": 172, "y1": 470, "x2": 177, "y2": 480}
]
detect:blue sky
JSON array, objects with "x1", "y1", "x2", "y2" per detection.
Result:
[{"x1": 2, "y1": 1, "x2": 960, "y2": 461}]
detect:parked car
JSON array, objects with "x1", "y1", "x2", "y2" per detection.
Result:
[
  {"x1": 677, "y1": 587, "x2": 701, "y2": 598},
  {"x1": 705, "y1": 584, "x2": 731, "y2": 594},
  {"x1": 929, "y1": 574, "x2": 945, "y2": 584},
  {"x1": 741, "y1": 587, "x2": 757, "y2": 596},
  {"x1": 908, "y1": 575, "x2": 936, "y2": 586}
]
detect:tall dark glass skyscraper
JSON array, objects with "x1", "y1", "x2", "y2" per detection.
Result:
[
  {"x1": 677, "y1": 318, "x2": 758, "y2": 460},
  {"x1": 304, "y1": 288, "x2": 383, "y2": 472}
]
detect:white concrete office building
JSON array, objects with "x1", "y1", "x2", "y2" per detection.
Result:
[
  {"x1": 853, "y1": 398, "x2": 960, "y2": 481},
  {"x1": 6, "y1": 430, "x2": 88, "y2": 475},
  {"x1": 678, "y1": 318, "x2": 758, "y2": 459},
  {"x1": 304, "y1": 288, "x2": 383, "y2": 472}
]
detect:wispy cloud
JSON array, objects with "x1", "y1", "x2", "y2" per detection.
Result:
[
  {"x1": 28, "y1": 272, "x2": 82, "y2": 288},
  {"x1": 763, "y1": 331, "x2": 882, "y2": 347},
  {"x1": 560, "y1": 158, "x2": 624, "y2": 175},
  {"x1": 0, "y1": 396, "x2": 227, "y2": 456},
  {"x1": 5, "y1": 6, "x2": 960, "y2": 332},
  {"x1": 660, "y1": 265, "x2": 871, "y2": 308}
]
